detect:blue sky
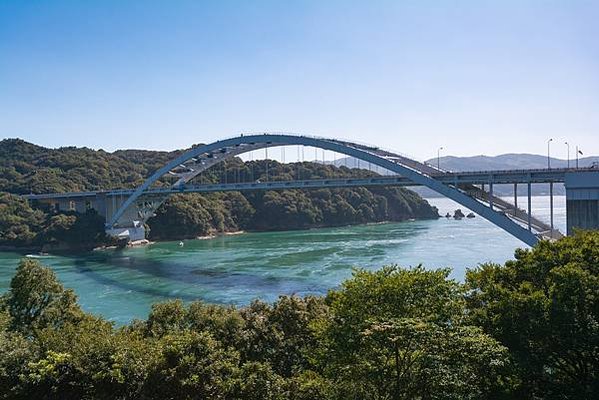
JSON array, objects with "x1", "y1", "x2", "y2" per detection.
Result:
[{"x1": 1, "y1": 0, "x2": 597, "y2": 160}]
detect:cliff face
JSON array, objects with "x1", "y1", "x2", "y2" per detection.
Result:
[{"x1": 0, "y1": 139, "x2": 439, "y2": 246}]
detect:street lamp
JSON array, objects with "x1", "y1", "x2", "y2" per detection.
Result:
[
  {"x1": 576, "y1": 146, "x2": 583, "y2": 169},
  {"x1": 547, "y1": 138, "x2": 553, "y2": 169},
  {"x1": 437, "y1": 147, "x2": 444, "y2": 170},
  {"x1": 565, "y1": 142, "x2": 570, "y2": 168}
]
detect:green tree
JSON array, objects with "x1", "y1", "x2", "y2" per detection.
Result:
[
  {"x1": 0, "y1": 308, "x2": 34, "y2": 400},
  {"x1": 185, "y1": 301, "x2": 245, "y2": 350},
  {"x1": 28, "y1": 316, "x2": 119, "y2": 399},
  {"x1": 21, "y1": 350, "x2": 82, "y2": 399},
  {"x1": 145, "y1": 299, "x2": 188, "y2": 337},
  {"x1": 286, "y1": 371, "x2": 336, "y2": 400},
  {"x1": 317, "y1": 266, "x2": 509, "y2": 399},
  {"x1": 2, "y1": 258, "x2": 82, "y2": 335},
  {"x1": 227, "y1": 361, "x2": 286, "y2": 400},
  {"x1": 0, "y1": 192, "x2": 45, "y2": 246},
  {"x1": 360, "y1": 319, "x2": 508, "y2": 400},
  {"x1": 466, "y1": 230, "x2": 599, "y2": 398},
  {"x1": 239, "y1": 296, "x2": 327, "y2": 377},
  {"x1": 144, "y1": 331, "x2": 238, "y2": 399}
]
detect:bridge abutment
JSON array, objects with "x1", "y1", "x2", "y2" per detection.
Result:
[
  {"x1": 105, "y1": 225, "x2": 146, "y2": 242},
  {"x1": 565, "y1": 171, "x2": 599, "y2": 234}
]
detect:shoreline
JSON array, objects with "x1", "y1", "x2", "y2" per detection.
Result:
[
  {"x1": 196, "y1": 230, "x2": 246, "y2": 240},
  {"x1": 0, "y1": 217, "x2": 431, "y2": 255}
]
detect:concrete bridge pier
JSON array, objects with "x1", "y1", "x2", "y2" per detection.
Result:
[
  {"x1": 565, "y1": 171, "x2": 599, "y2": 234},
  {"x1": 96, "y1": 193, "x2": 145, "y2": 241},
  {"x1": 105, "y1": 224, "x2": 146, "y2": 242}
]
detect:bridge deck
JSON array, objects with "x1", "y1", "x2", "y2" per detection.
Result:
[{"x1": 23, "y1": 167, "x2": 594, "y2": 201}]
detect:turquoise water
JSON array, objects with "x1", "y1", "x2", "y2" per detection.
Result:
[{"x1": 0, "y1": 196, "x2": 566, "y2": 325}]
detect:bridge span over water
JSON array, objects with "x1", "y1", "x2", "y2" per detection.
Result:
[{"x1": 24, "y1": 134, "x2": 599, "y2": 246}]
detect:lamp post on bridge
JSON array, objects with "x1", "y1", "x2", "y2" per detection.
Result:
[
  {"x1": 547, "y1": 138, "x2": 553, "y2": 169},
  {"x1": 576, "y1": 146, "x2": 583, "y2": 169},
  {"x1": 565, "y1": 141, "x2": 570, "y2": 168},
  {"x1": 437, "y1": 147, "x2": 444, "y2": 170}
]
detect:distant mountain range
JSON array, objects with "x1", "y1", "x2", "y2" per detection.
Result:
[
  {"x1": 426, "y1": 153, "x2": 599, "y2": 172},
  {"x1": 333, "y1": 153, "x2": 599, "y2": 197}
]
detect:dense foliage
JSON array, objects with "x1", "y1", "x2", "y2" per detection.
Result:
[
  {"x1": 0, "y1": 192, "x2": 110, "y2": 250},
  {"x1": 1, "y1": 231, "x2": 598, "y2": 399},
  {"x1": 466, "y1": 231, "x2": 599, "y2": 398},
  {"x1": 0, "y1": 139, "x2": 179, "y2": 194},
  {"x1": 0, "y1": 139, "x2": 438, "y2": 246},
  {"x1": 148, "y1": 184, "x2": 436, "y2": 240}
]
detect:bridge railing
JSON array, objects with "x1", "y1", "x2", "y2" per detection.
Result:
[{"x1": 441, "y1": 166, "x2": 595, "y2": 176}]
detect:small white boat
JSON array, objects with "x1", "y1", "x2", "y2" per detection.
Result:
[{"x1": 178, "y1": 241, "x2": 184, "y2": 247}]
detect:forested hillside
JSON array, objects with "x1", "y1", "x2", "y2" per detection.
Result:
[
  {"x1": 0, "y1": 139, "x2": 438, "y2": 249},
  {"x1": 0, "y1": 139, "x2": 180, "y2": 194}
]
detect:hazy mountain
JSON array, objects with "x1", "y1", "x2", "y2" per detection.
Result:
[{"x1": 426, "y1": 154, "x2": 599, "y2": 172}]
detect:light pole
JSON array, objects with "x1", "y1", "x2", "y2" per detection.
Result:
[
  {"x1": 565, "y1": 141, "x2": 570, "y2": 168},
  {"x1": 547, "y1": 138, "x2": 553, "y2": 169},
  {"x1": 437, "y1": 147, "x2": 444, "y2": 170},
  {"x1": 576, "y1": 146, "x2": 582, "y2": 169}
]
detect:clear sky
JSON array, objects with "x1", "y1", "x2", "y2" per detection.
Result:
[{"x1": 1, "y1": 0, "x2": 597, "y2": 160}]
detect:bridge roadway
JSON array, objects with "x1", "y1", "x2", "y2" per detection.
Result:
[
  {"x1": 24, "y1": 167, "x2": 583, "y2": 201},
  {"x1": 25, "y1": 166, "x2": 596, "y2": 246}
]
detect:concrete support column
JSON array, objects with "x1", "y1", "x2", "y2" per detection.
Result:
[
  {"x1": 528, "y1": 182, "x2": 532, "y2": 232},
  {"x1": 514, "y1": 183, "x2": 518, "y2": 218},
  {"x1": 550, "y1": 182, "x2": 554, "y2": 238},
  {"x1": 565, "y1": 171, "x2": 599, "y2": 235}
]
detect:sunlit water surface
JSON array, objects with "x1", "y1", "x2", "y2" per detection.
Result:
[{"x1": 0, "y1": 196, "x2": 566, "y2": 325}]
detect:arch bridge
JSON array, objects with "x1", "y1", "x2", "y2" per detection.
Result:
[{"x1": 25, "y1": 133, "x2": 599, "y2": 246}]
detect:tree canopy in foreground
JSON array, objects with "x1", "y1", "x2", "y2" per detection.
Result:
[{"x1": 1, "y1": 231, "x2": 598, "y2": 399}]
